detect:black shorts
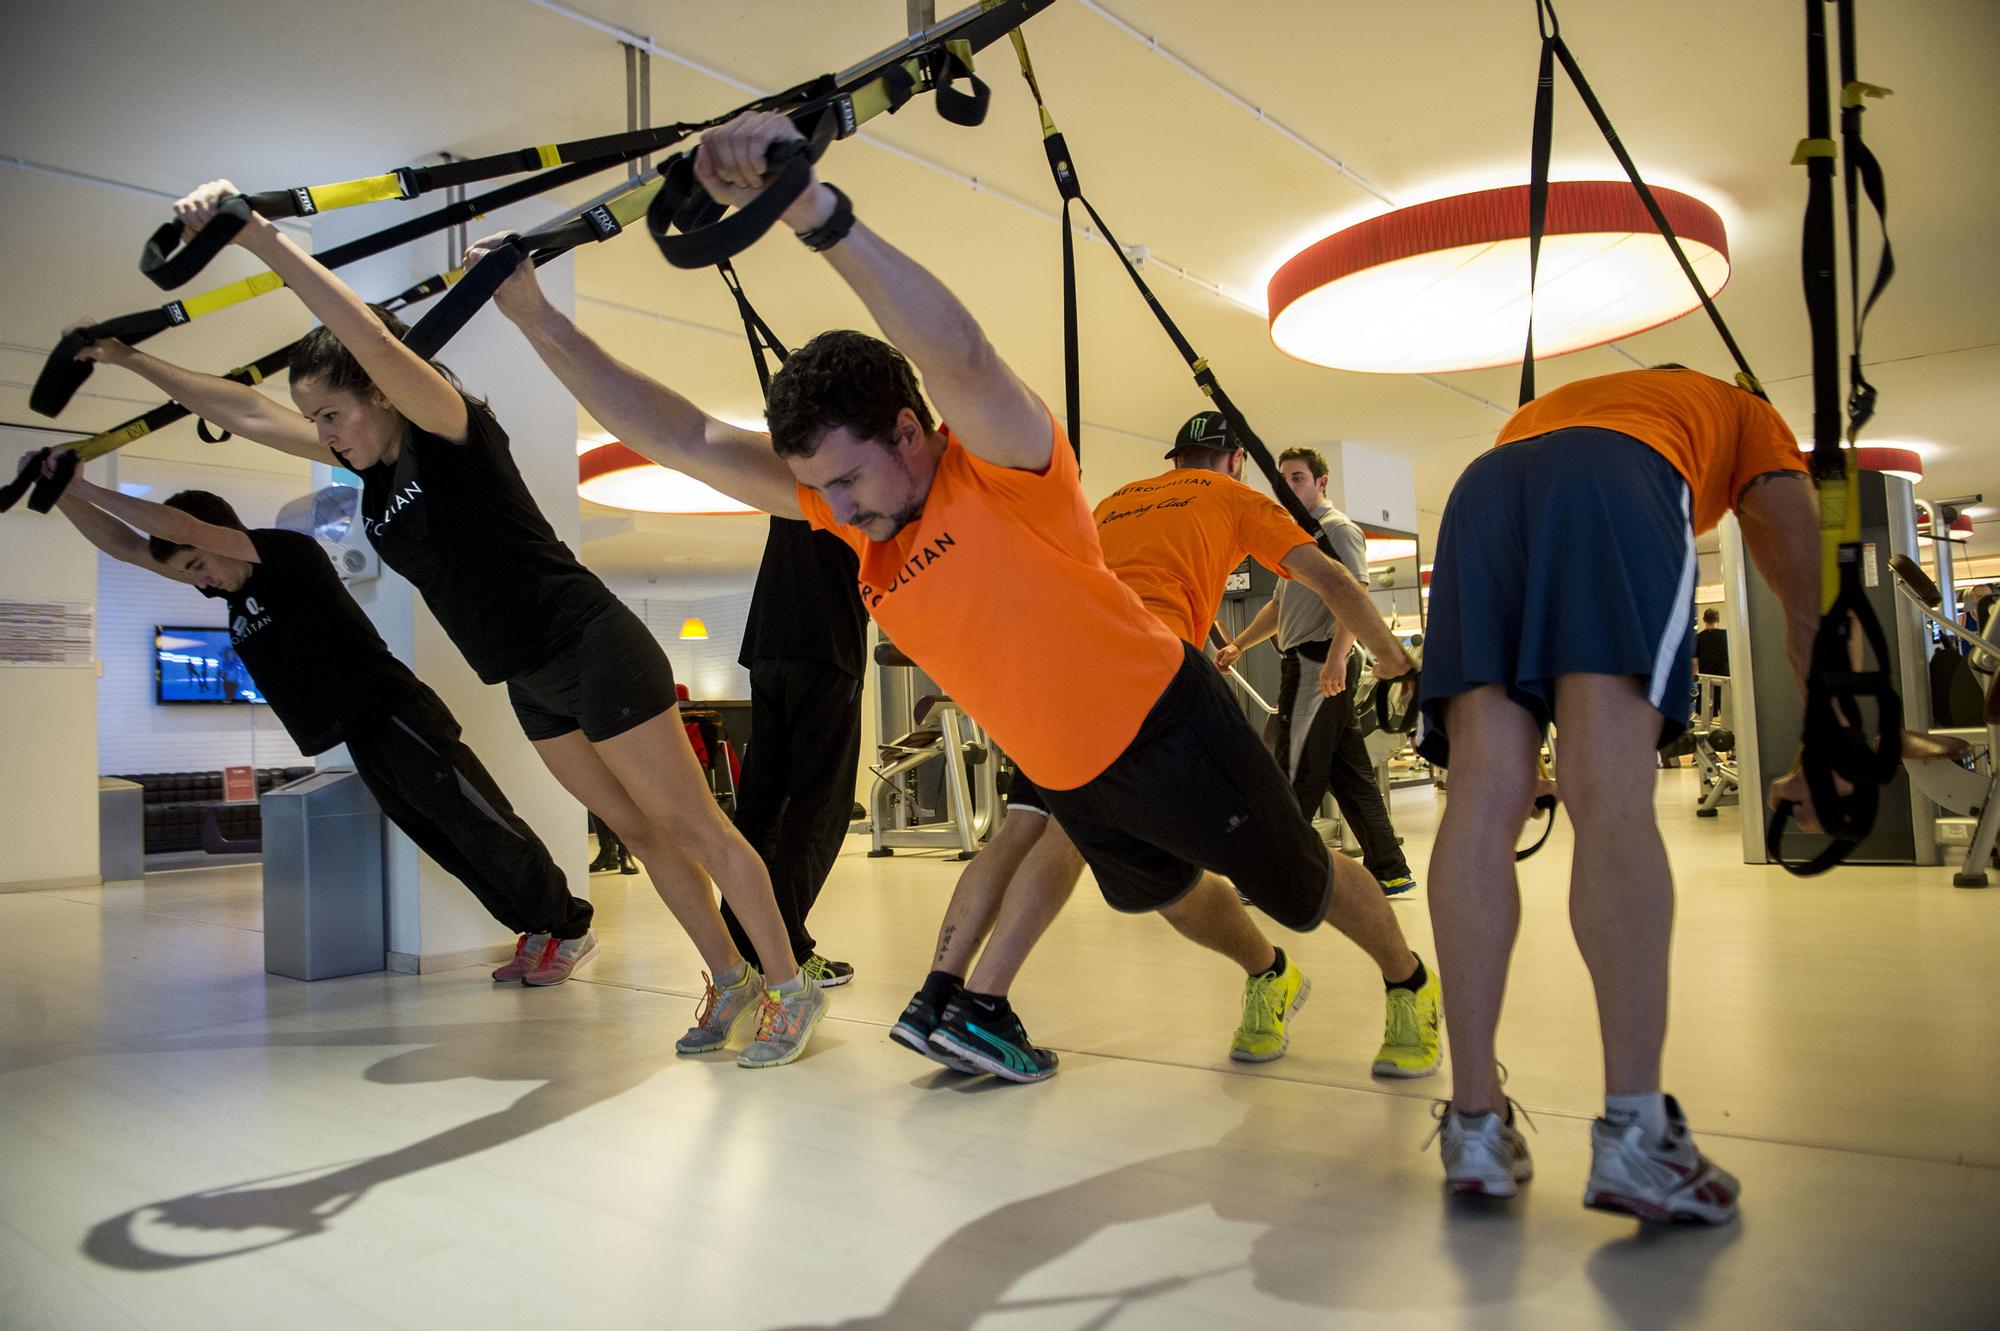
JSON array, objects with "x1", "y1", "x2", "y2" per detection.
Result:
[
  {"x1": 1037, "y1": 643, "x2": 1334, "y2": 932},
  {"x1": 506, "y1": 603, "x2": 679, "y2": 743},
  {"x1": 1004, "y1": 767, "x2": 1050, "y2": 817}
]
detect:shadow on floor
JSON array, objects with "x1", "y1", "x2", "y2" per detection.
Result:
[
  {"x1": 771, "y1": 1071, "x2": 1738, "y2": 1329},
  {"x1": 81, "y1": 1012, "x2": 683, "y2": 1271}
]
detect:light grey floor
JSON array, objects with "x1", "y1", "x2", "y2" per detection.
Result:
[{"x1": 3, "y1": 770, "x2": 1996, "y2": 1329}]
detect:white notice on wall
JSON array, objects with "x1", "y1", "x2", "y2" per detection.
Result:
[
  {"x1": 0, "y1": 598, "x2": 94, "y2": 667},
  {"x1": 1862, "y1": 543, "x2": 1879, "y2": 588}
]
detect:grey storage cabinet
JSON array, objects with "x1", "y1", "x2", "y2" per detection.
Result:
[
  {"x1": 97, "y1": 778, "x2": 145, "y2": 882},
  {"x1": 260, "y1": 772, "x2": 386, "y2": 980}
]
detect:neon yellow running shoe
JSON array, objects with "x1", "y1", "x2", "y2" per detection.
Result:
[
  {"x1": 1373, "y1": 960, "x2": 1442, "y2": 1078},
  {"x1": 1230, "y1": 955, "x2": 1310, "y2": 1063}
]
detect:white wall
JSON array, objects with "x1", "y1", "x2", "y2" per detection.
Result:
[
  {"x1": 622, "y1": 589, "x2": 754, "y2": 700},
  {"x1": 0, "y1": 430, "x2": 100, "y2": 887},
  {"x1": 96, "y1": 554, "x2": 308, "y2": 773}
]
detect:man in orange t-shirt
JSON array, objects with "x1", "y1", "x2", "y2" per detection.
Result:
[
  {"x1": 490, "y1": 110, "x2": 1416, "y2": 1083},
  {"x1": 886, "y1": 412, "x2": 1441, "y2": 1083},
  {"x1": 1419, "y1": 366, "x2": 1823, "y2": 1225}
]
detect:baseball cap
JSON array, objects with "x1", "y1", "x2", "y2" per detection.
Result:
[{"x1": 1165, "y1": 410, "x2": 1236, "y2": 459}]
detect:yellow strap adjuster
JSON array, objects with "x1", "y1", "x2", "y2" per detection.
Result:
[
  {"x1": 1841, "y1": 80, "x2": 1892, "y2": 108},
  {"x1": 307, "y1": 174, "x2": 408, "y2": 213},
  {"x1": 1733, "y1": 370, "x2": 1764, "y2": 397},
  {"x1": 536, "y1": 143, "x2": 563, "y2": 169},
  {"x1": 178, "y1": 270, "x2": 287, "y2": 320},
  {"x1": 1791, "y1": 137, "x2": 1837, "y2": 165}
]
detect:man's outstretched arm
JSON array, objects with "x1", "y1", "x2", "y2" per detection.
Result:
[{"x1": 694, "y1": 113, "x2": 1051, "y2": 471}]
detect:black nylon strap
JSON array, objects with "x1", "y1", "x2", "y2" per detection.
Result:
[
  {"x1": 1522, "y1": 2, "x2": 1766, "y2": 400},
  {"x1": 40, "y1": 153, "x2": 636, "y2": 420},
  {"x1": 1518, "y1": 36, "x2": 1555, "y2": 406},
  {"x1": 1515, "y1": 797, "x2": 1560, "y2": 862},
  {"x1": 1837, "y1": 0, "x2": 1894, "y2": 443},
  {"x1": 716, "y1": 259, "x2": 789, "y2": 401},
  {"x1": 140, "y1": 196, "x2": 254, "y2": 291}
]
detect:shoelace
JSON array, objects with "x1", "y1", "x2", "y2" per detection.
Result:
[
  {"x1": 753, "y1": 991, "x2": 797, "y2": 1042},
  {"x1": 1384, "y1": 990, "x2": 1421, "y2": 1048},
  {"x1": 692, "y1": 971, "x2": 725, "y2": 1026},
  {"x1": 1420, "y1": 1063, "x2": 1538, "y2": 1152},
  {"x1": 1241, "y1": 974, "x2": 1284, "y2": 1034}
]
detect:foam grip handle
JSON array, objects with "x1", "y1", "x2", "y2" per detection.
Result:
[
  {"x1": 25, "y1": 447, "x2": 78, "y2": 513},
  {"x1": 401, "y1": 239, "x2": 525, "y2": 361},
  {"x1": 140, "y1": 194, "x2": 254, "y2": 290},
  {"x1": 30, "y1": 332, "x2": 94, "y2": 419},
  {"x1": 30, "y1": 308, "x2": 175, "y2": 418},
  {"x1": 653, "y1": 138, "x2": 814, "y2": 271},
  {"x1": 0, "y1": 448, "x2": 51, "y2": 514},
  {"x1": 932, "y1": 51, "x2": 990, "y2": 127}
]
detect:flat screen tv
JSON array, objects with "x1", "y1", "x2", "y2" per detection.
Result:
[{"x1": 154, "y1": 626, "x2": 265, "y2": 705}]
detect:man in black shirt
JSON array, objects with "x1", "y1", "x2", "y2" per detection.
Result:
[
  {"x1": 719, "y1": 517, "x2": 868, "y2": 986},
  {"x1": 1692, "y1": 608, "x2": 1729, "y2": 718},
  {"x1": 41, "y1": 465, "x2": 595, "y2": 984}
]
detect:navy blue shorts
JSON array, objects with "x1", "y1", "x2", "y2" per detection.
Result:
[
  {"x1": 1416, "y1": 428, "x2": 1697, "y2": 767},
  {"x1": 1004, "y1": 768, "x2": 1050, "y2": 817}
]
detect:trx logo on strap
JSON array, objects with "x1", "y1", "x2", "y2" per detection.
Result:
[
  {"x1": 291, "y1": 186, "x2": 319, "y2": 216},
  {"x1": 165, "y1": 303, "x2": 190, "y2": 326},
  {"x1": 583, "y1": 204, "x2": 623, "y2": 240},
  {"x1": 836, "y1": 96, "x2": 859, "y2": 137}
]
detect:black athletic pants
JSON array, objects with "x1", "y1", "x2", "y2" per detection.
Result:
[
  {"x1": 1267, "y1": 648, "x2": 1411, "y2": 883},
  {"x1": 347, "y1": 690, "x2": 592, "y2": 940},
  {"x1": 722, "y1": 658, "x2": 863, "y2": 962}
]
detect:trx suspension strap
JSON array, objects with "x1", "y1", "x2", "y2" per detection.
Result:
[
  {"x1": 1520, "y1": 0, "x2": 1764, "y2": 404},
  {"x1": 34, "y1": 151, "x2": 635, "y2": 420},
  {"x1": 407, "y1": 0, "x2": 1050, "y2": 359},
  {"x1": 3, "y1": 272, "x2": 458, "y2": 515},
  {"x1": 135, "y1": 101, "x2": 826, "y2": 290},
  {"x1": 1765, "y1": 0, "x2": 1903, "y2": 875},
  {"x1": 1004, "y1": 33, "x2": 1339, "y2": 550}
]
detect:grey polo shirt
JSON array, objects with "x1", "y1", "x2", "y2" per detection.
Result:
[{"x1": 1273, "y1": 501, "x2": 1369, "y2": 651}]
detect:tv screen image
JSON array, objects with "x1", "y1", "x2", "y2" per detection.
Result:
[{"x1": 155, "y1": 626, "x2": 266, "y2": 705}]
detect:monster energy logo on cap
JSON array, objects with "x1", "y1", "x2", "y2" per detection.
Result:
[{"x1": 1166, "y1": 409, "x2": 1234, "y2": 458}]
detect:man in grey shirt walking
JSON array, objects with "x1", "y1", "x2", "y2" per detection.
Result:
[{"x1": 1216, "y1": 447, "x2": 1416, "y2": 894}]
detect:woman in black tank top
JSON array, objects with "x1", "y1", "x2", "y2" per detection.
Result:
[{"x1": 79, "y1": 180, "x2": 824, "y2": 1050}]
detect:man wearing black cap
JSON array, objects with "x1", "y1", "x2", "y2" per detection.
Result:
[{"x1": 1215, "y1": 443, "x2": 1417, "y2": 894}]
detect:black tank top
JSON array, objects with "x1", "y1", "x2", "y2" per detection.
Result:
[{"x1": 359, "y1": 396, "x2": 615, "y2": 683}]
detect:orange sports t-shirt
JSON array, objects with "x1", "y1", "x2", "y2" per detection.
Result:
[
  {"x1": 1093, "y1": 468, "x2": 1313, "y2": 648},
  {"x1": 796, "y1": 418, "x2": 1184, "y2": 791},
  {"x1": 1495, "y1": 368, "x2": 1805, "y2": 534}
]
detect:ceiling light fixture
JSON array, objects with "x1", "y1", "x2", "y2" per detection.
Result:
[
  {"x1": 1847, "y1": 445, "x2": 1925, "y2": 484},
  {"x1": 1267, "y1": 181, "x2": 1730, "y2": 374},
  {"x1": 679, "y1": 618, "x2": 709, "y2": 640},
  {"x1": 577, "y1": 443, "x2": 761, "y2": 515}
]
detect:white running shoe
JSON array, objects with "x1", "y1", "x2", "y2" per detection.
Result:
[
  {"x1": 1583, "y1": 1094, "x2": 1740, "y2": 1224},
  {"x1": 1428, "y1": 1104, "x2": 1534, "y2": 1198}
]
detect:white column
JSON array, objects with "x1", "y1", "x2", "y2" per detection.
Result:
[
  {"x1": 0, "y1": 436, "x2": 102, "y2": 889},
  {"x1": 309, "y1": 203, "x2": 588, "y2": 969}
]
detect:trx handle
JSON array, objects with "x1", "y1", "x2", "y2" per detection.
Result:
[
  {"x1": 1515, "y1": 798, "x2": 1559, "y2": 862},
  {"x1": 25, "y1": 446, "x2": 80, "y2": 513},
  {"x1": 650, "y1": 115, "x2": 835, "y2": 270},
  {"x1": 930, "y1": 45, "x2": 990, "y2": 126},
  {"x1": 0, "y1": 449, "x2": 51, "y2": 514},
  {"x1": 403, "y1": 239, "x2": 528, "y2": 362},
  {"x1": 139, "y1": 194, "x2": 262, "y2": 291},
  {"x1": 31, "y1": 308, "x2": 174, "y2": 418},
  {"x1": 1766, "y1": 545, "x2": 1906, "y2": 875}
]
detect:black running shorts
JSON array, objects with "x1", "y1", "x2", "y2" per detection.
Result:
[
  {"x1": 1037, "y1": 643, "x2": 1334, "y2": 931},
  {"x1": 506, "y1": 603, "x2": 679, "y2": 743}
]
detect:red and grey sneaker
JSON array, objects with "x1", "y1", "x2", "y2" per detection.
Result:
[
  {"x1": 522, "y1": 930, "x2": 599, "y2": 987},
  {"x1": 1428, "y1": 1102, "x2": 1535, "y2": 1198},
  {"x1": 492, "y1": 933, "x2": 552, "y2": 982},
  {"x1": 1583, "y1": 1095, "x2": 1740, "y2": 1224}
]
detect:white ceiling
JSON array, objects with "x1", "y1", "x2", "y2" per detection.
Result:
[{"x1": 4, "y1": 0, "x2": 1995, "y2": 595}]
